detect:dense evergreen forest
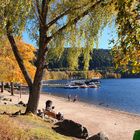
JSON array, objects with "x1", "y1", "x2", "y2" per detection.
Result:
[
  {"x1": 47, "y1": 48, "x2": 140, "y2": 78},
  {"x1": 47, "y1": 49, "x2": 113, "y2": 71}
]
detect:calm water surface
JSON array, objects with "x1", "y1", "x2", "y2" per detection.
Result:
[{"x1": 42, "y1": 79, "x2": 140, "y2": 114}]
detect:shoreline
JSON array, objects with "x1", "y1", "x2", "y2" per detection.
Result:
[
  {"x1": 40, "y1": 93, "x2": 140, "y2": 140},
  {"x1": 42, "y1": 92, "x2": 140, "y2": 118},
  {"x1": 1, "y1": 91, "x2": 140, "y2": 140}
]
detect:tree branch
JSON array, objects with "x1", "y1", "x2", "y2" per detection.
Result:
[
  {"x1": 6, "y1": 22, "x2": 33, "y2": 87},
  {"x1": 32, "y1": 0, "x2": 44, "y2": 26},
  {"x1": 46, "y1": 1, "x2": 95, "y2": 29},
  {"x1": 47, "y1": 8, "x2": 71, "y2": 28},
  {"x1": 35, "y1": 0, "x2": 43, "y2": 23},
  {"x1": 49, "y1": 0, "x2": 102, "y2": 40},
  {"x1": 35, "y1": 0, "x2": 41, "y2": 16},
  {"x1": 41, "y1": 0, "x2": 48, "y2": 25}
]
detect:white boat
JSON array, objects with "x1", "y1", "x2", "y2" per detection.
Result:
[
  {"x1": 64, "y1": 79, "x2": 99, "y2": 89},
  {"x1": 64, "y1": 82, "x2": 79, "y2": 89},
  {"x1": 88, "y1": 82, "x2": 98, "y2": 88},
  {"x1": 80, "y1": 84, "x2": 88, "y2": 88},
  {"x1": 85, "y1": 79, "x2": 101, "y2": 86}
]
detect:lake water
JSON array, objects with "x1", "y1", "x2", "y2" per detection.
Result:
[{"x1": 42, "y1": 79, "x2": 140, "y2": 115}]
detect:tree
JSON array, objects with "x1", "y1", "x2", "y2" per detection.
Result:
[
  {"x1": 0, "y1": 0, "x2": 116, "y2": 114},
  {"x1": 0, "y1": 38, "x2": 36, "y2": 83},
  {"x1": 112, "y1": 0, "x2": 140, "y2": 73}
]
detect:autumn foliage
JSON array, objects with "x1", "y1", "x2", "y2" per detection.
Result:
[{"x1": 0, "y1": 38, "x2": 36, "y2": 83}]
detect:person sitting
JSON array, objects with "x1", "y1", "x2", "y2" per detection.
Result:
[
  {"x1": 43, "y1": 101, "x2": 63, "y2": 120},
  {"x1": 56, "y1": 112, "x2": 64, "y2": 120},
  {"x1": 37, "y1": 109, "x2": 43, "y2": 117},
  {"x1": 45, "y1": 100, "x2": 52, "y2": 111}
]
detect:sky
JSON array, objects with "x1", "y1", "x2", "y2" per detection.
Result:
[
  {"x1": 23, "y1": 24, "x2": 117, "y2": 49},
  {"x1": 98, "y1": 25, "x2": 117, "y2": 49}
]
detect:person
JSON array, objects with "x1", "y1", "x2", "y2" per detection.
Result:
[
  {"x1": 37, "y1": 109, "x2": 43, "y2": 117},
  {"x1": 73, "y1": 95, "x2": 78, "y2": 102},
  {"x1": 51, "y1": 106, "x2": 55, "y2": 112},
  {"x1": 68, "y1": 94, "x2": 71, "y2": 101},
  {"x1": 56, "y1": 112, "x2": 64, "y2": 120},
  {"x1": 45, "y1": 100, "x2": 52, "y2": 111}
]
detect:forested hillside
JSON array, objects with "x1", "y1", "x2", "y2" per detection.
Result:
[
  {"x1": 47, "y1": 49, "x2": 113, "y2": 71},
  {"x1": 47, "y1": 48, "x2": 140, "y2": 79}
]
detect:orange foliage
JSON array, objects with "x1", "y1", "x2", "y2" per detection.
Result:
[
  {"x1": 0, "y1": 38, "x2": 36, "y2": 83},
  {"x1": 87, "y1": 71, "x2": 102, "y2": 79}
]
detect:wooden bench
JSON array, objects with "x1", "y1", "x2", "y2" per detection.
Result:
[{"x1": 43, "y1": 109, "x2": 63, "y2": 120}]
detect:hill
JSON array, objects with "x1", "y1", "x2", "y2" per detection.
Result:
[
  {"x1": 47, "y1": 48, "x2": 113, "y2": 71},
  {"x1": 46, "y1": 48, "x2": 140, "y2": 79}
]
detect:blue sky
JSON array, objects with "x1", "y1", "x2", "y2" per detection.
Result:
[
  {"x1": 23, "y1": 31, "x2": 36, "y2": 47},
  {"x1": 98, "y1": 24, "x2": 117, "y2": 49},
  {"x1": 23, "y1": 24, "x2": 117, "y2": 49}
]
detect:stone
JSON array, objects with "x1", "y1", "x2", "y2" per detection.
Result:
[
  {"x1": 18, "y1": 101, "x2": 26, "y2": 107},
  {"x1": 2, "y1": 98, "x2": 12, "y2": 102},
  {"x1": 12, "y1": 110, "x2": 21, "y2": 116},
  {"x1": 53, "y1": 119, "x2": 88, "y2": 139},
  {"x1": 87, "y1": 132, "x2": 109, "y2": 140}
]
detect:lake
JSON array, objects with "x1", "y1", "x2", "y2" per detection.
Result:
[{"x1": 42, "y1": 79, "x2": 140, "y2": 115}]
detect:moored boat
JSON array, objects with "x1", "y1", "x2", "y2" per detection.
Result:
[
  {"x1": 88, "y1": 82, "x2": 98, "y2": 88},
  {"x1": 80, "y1": 84, "x2": 88, "y2": 88},
  {"x1": 63, "y1": 79, "x2": 100, "y2": 89},
  {"x1": 64, "y1": 81, "x2": 79, "y2": 89},
  {"x1": 64, "y1": 84, "x2": 79, "y2": 89},
  {"x1": 85, "y1": 79, "x2": 101, "y2": 87}
]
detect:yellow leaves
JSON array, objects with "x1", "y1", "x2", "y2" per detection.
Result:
[
  {"x1": 0, "y1": 38, "x2": 36, "y2": 83},
  {"x1": 112, "y1": 43, "x2": 140, "y2": 73},
  {"x1": 16, "y1": 41, "x2": 35, "y2": 60}
]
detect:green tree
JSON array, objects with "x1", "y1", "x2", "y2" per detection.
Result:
[
  {"x1": 112, "y1": 0, "x2": 140, "y2": 73},
  {"x1": 0, "y1": 0, "x2": 116, "y2": 114},
  {"x1": 67, "y1": 30, "x2": 82, "y2": 70}
]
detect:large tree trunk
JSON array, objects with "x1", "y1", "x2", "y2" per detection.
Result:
[
  {"x1": 25, "y1": 46, "x2": 47, "y2": 113},
  {"x1": 25, "y1": 40, "x2": 47, "y2": 114},
  {"x1": 6, "y1": 2, "x2": 48, "y2": 114},
  {"x1": 25, "y1": 68, "x2": 46, "y2": 114},
  {"x1": 25, "y1": 7, "x2": 49, "y2": 113},
  {"x1": 25, "y1": 85, "x2": 40, "y2": 114}
]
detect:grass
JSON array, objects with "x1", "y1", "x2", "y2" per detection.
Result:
[
  {"x1": 0, "y1": 105, "x2": 73, "y2": 140},
  {"x1": 0, "y1": 104, "x2": 25, "y2": 114},
  {"x1": 0, "y1": 116, "x2": 29, "y2": 140}
]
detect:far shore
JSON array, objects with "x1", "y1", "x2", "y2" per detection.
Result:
[{"x1": 1, "y1": 90, "x2": 140, "y2": 140}]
